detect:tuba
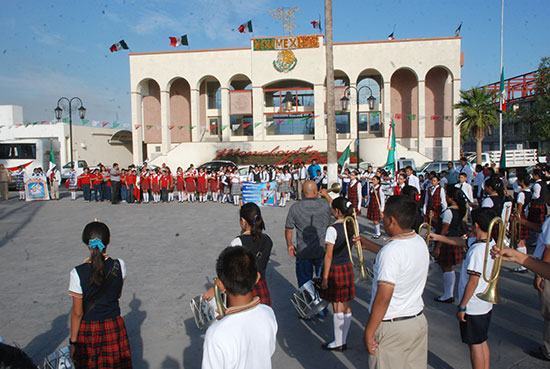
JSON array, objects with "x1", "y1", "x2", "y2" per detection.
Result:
[
  {"x1": 476, "y1": 217, "x2": 505, "y2": 304},
  {"x1": 418, "y1": 210, "x2": 433, "y2": 246},
  {"x1": 190, "y1": 277, "x2": 227, "y2": 329},
  {"x1": 343, "y1": 209, "x2": 370, "y2": 281},
  {"x1": 328, "y1": 182, "x2": 342, "y2": 194}
]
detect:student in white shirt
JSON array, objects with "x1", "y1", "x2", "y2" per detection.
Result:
[
  {"x1": 365, "y1": 195, "x2": 430, "y2": 369},
  {"x1": 431, "y1": 207, "x2": 497, "y2": 369},
  {"x1": 202, "y1": 246, "x2": 277, "y2": 369},
  {"x1": 456, "y1": 172, "x2": 474, "y2": 205},
  {"x1": 406, "y1": 166, "x2": 421, "y2": 193}
]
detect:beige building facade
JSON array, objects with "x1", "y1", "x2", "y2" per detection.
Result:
[{"x1": 129, "y1": 35, "x2": 463, "y2": 168}]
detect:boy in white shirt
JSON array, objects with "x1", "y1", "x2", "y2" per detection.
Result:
[
  {"x1": 202, "y1": 246, "x2": 278, "y2": 369},
  {"x1": 431, "y1": 207, "x2": 497, "y2": 369},
  {"x1": 456, "y1": 172, "x2": 474, "y2": 205},
  {"x1": 365, "y1": 195, "x2": 430, "y2": 369}
]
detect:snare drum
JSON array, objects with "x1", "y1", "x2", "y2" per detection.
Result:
[
  {"x1": 41, "y1": 346, "x2": 74, "y2": 369},
  {"x1": 290, "y1": 279, "x2": 329, "y2": 319}
]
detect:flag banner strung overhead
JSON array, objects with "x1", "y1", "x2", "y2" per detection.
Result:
[
  {"x1": 238, "y1": 20, "x2": 253, "y2": 33},
  {"x1": 169, "y1": 35, "x2": 188, "y2": 47},
  {"x1": 110, "y1": 40, "x2": 129, "y2": 52},
  {"x1": 255, "y1": 122, "x2": 262, "y2": 128}
]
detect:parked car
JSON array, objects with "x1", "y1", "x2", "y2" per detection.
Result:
[
  {"x1": 397, "y1": 158, "x2": 416, "y2": 171},
  {"x1": 417, "y1": 161, "x2": 473, "y2": 179},
  {"x1": 198, "y1": 160, "x2": 237, "y2": 172},
  {"x1": 358, "y1": 162, "x2": 373, "y2": 171}
]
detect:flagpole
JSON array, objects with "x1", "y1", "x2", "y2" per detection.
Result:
[{"x1": 499, "y1": 0, "x2": 504, "y2": 156}]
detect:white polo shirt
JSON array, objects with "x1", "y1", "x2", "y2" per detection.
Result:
[
  {"x1": 533, "y1": 217, "x2": 550, "y2": 260},
  {"x1": 369, "y1": 233, "x2": 429, "y2": 320},
  {"x1": 202, "y1": 299, "x2": 277, "y2": 369},
  {"x1": 458, "y1": 238, "x2": 494, "y2": 315}
]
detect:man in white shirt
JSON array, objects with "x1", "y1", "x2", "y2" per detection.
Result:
[
  {"x1": 405, "y1": 166, "x2": 421, "y2": 193},
  {"x1": 456, "y1": 157, "x2": 474, "y2": 184},
  {"x1": 365, "y1": 195, "x2": 429, "y2": 369},
  {"x1": 202, "y1": 246, "x2": 277, "y2": 369}
]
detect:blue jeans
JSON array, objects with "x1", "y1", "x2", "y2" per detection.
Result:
[
  {"x1": 94, "y1": 185, "x2": 103, "y2": 201},
  {"x1": 295, "y1": 257, "x2": 324, "y2": 288},
  {"x1": 121, "y1": 185, "x2": 127, "y2": 202},
  {"x1": 82, "y1": 184, "x2": 91, "y2": 201}
]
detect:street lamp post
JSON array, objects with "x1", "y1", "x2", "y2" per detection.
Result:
[
  {"x1": 341, "y1": 86, "x2": 376, "y2": 168},
  {"x1": 55, "y1": 97, "x2": 86, "y2": 166}
]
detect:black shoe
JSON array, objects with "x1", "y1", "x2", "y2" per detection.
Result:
[
  {"x1": 321, "y1": 343, "x2": 347, "y2": 352},
  {"x1": 434, "y1": 296, "x2": 455, "y2": 304},
  {"x1": 528, "y1": 347, "x2": 550, "y2": 361}
]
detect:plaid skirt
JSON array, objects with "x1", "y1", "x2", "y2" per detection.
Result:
[
  {"x1": 74, "y1": 316, "x2": 132, "y2": 369},
  {"x1": 528, "y1": 203, "x2": 547, "y2": 225},
  {"x1": 197, "y1": 182, "x2": 207, "y2": 193},
  {"x1": 209, "y1": 181, "x2": 219, "y2": 192},
  {"x1": 151, "y1": 183, "x2": 160, "y2": 192},
  {"x1": 438, "y1": 243, "x2": 465, "y2": 268},
  {"x1": 186, "y1": 181, "x2": 196, "y2": 192},
  {"x1": 520, "y1": 213, "x2": 530, "y2": 240},
  {"x1": 176, "y1": 182, "x2": 185, "y2": 191},
  {"x1": 320, "y1": 263, "x2": 355, "y2": 303},
  {"x1": 367, "y1": 198, "x2": 381, "y2": 221},
  {"x1": 253, "y1": 279, "x2": 272, "y2": 306},
  {"x1": 231, "y1": 183, "x2": 241, "y2": 196}
]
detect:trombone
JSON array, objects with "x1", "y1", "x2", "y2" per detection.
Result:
[
  {"x1": 477, "y1": 217, "x2": 505, "y2": 304},
  {"x1": 342, "y1": 209, "x2": 370, "y2": 282},
  {"x1": 418, "y1": 210, "x2": 433, "y2": 246}
]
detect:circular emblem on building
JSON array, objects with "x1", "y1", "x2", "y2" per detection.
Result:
[{"x1": 273, "y1": 49, "x2": 297, "y2": 73}]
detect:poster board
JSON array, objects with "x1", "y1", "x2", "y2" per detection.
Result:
[
  {"x1": 242, "y1": 181, "x2": 277, "y2": 207},
  {"x1": 25, "y1": 176, "x2": 50, "y2": 201}
]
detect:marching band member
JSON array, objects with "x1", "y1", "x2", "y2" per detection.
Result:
[
  {"x1": 513, "y1": 172, "x2": 532, "y2": 272},
  {"x1": 529, "y1": 169, "x2": 548, "y2": 230},
  {"x1": 367, "y1": 175, "x2": 385, "y2": 239},
  {"x1": 201, "y1": 246, "x2": 277, "y2": 369},
  {"x1": 221, "y1": 170, "x2": 230, "y2": 204},
  {"x1": 393, "y1": 173, "x2": 407, "y2": 195},
  {"x1": 423, "y1": 175, "x2": 447, "y2": 231},
  {"x1": 365, "y1": 195, "x2": 429, "y2": 369},
  {"x1": 405, "y1": 166, "x2": 421, "y2": 193},
  {"x1": 347, "y1": 170, "x2": 362, "y2": 215},
  {"x1": 320, "y1": 197, "x2": 356, "y2": 351},
  {"x1": 433, "y1": 186, "x2": 467, "y2": 303}
]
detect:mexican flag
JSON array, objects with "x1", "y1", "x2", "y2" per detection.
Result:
[
  {"x1": 169, "y1": 35, "x2": 188, "y2": 47},
  {"x1": 338, "y1": 143, "x2": 351, "y2": 168},
  {"x1": 110, "y1": 40, "x2": 129, "y2": 52},
  {"x1": 385, "y1": 120, "x2": 397, "y2": 176},
  {"x1": 238, "y1": 20, "x2": 253, "y2": 33},
  {"x1": 49, "y1": 143, "x2": 56, "y2": 171},
  {"x1": 500, "y1": 67, "x2": 506, "y2": 112}
]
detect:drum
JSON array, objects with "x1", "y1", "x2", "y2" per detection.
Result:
[
  {"x1": 41, "y1": 346, "x2": 74, "y2": 369},
  {"x1": 190, "y1": 292, "x2": 226, "y2": 330},
  {"x1": 290, "y1": 279, "x2": 329, "y2": 319}
]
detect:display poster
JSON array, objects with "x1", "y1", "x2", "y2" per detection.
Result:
[
  {"x1": 242, "y1": 181, "x2": 277, "y2": 207},
  {"x1": 25, "y1": 176, "x2": 50, "y2": 201}
]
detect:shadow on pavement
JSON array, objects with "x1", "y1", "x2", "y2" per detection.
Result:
[
  {"x1": 123, "y1": 294, "x2": 149, "y2": 369},
  {"x1": 0, "y1": 201, "x2": 44, "y2": 248},
  {"x1": 24, "y1": 311, "x2": 69, "y2": 363},
  {"x1": 162, "y1": 355, "x2": 181, "y2": 369},
  {"x1": 428, "y1": 350, "x2": 455, "y2": 369},
  {"x1": 182, "y1": 316, "x2": 204, "y2": 368}
]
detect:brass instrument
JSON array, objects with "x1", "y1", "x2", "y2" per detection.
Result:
[
  {"x1": 190, "y1": 278, "x2": 227, "y2": 329},
  {"x1": 328, "y1": 182, "x2": 342, "y2": 193},
  {"x1": 418, "y1": 210, "x2": 433, "y2": 246},
  {"x1": 508, "y1": 203, "x2": 521, "y2": 249},
  {"x1": 213, "y1": 278, "x2": 226, "y2": 318},
  {"x1": 476, "y1": 217, "x2": 505, "y2": 304},
  {"x1": 343, "y1": 209, "x2": 370, "y2": 282}
]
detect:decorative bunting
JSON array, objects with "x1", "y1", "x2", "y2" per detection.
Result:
[
  {"x1": 24, "y1": 122, "x2": 30, "y2": 127},
  {"x1": 372, "y1": 112, "x2": 380, "y2": 117},
  {"x1": 0, "y1": 125, "x2": 4, "y2": 129},
  {"x1": 31, "y1": 121, "x2": 38, "y2": 125},
  {"x1": 62, "y1": 118, "x2": 69, "y2": 123},
  {"x1": 189, "y1": 126, "x2": 195, "y2": 130},
  {"x1": 335, "y1": 110, "x2": 343, "y2": 115},
  {"x1": 178, "y1": 125, "x2": 184, "y2": 130},
  {"x1": 231, "y1": 124, "x2": 240, "y2": 131},
  {"x1": 255, "y1": 122, "x2": 262, "y2": 128},
  {"x1": 156, "y1": 126, "x2": 161, "y2": 131},
  {"x1": 81, "y1": 119, "x2": 89, "y2": 125},
  {"x1": 243, "y1": 123, "x2": 251, "y2": 128},
  {"x1": 277, "y1": 120, "x2": 283, "y2": 125},
  {"x1": 430, "y1": 115, "x2": 440, "y2": 120},
  {"x1": 102, "y1": 122, "x2": 109, "y2": 127},
  {"x1": 169, "y1": 125, "x2": 175, "y2": 130},
  {"x1": 288, "y1": 119, "x2": 294, "y2": 124},
  {"x1": 443, "y1": 115, "x2": 452, "y2": 121},
  {"x1": 221, "y1": 125, "x2": 228, "y2": 130},
  {"x1": 407, "y1": 114, "x2": 416, "y2": 120},
  {"x1": 394, "y1": 113, "x2": 403, "y2": 119},
  {"x1": 146, "y1": 125, "x2": 153, "y2": 130},
  {"x1": 300, "y1": 117, "x2": 308, "y2": 121},
  {"x1": 40, "y1": 121, "x2": 48, "y2": 124},
  {"x1": 266, "y1": 121, "x2": 274, "y2": 127},
  {"x1": 135, "y1": 125, "x2": 142, "y2": 129},
  {"x1": 113, "y1": 123, "x2": 120, "y2": 128}
]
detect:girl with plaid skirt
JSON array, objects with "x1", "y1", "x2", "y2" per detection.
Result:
[
  {"x1": 513, "y1": 172, "x2": 532, "y2": 272},
  {"x1": 203, "y1": 202, "x2": 273, "y2": 305},
  {"x1": 176, "y1": 167, "x2": 185, "y2": 203},
  {"x1": 185, "y1": 165, "x2": 197, "y2": 202},
  {"x1": 196, "y1": 167, "x2": 208, "y2": 203},
  {"x1": 68, "y1": 221, "x2": 132, "y2": 369},
  {"x1": 320, "y1": 197, "x2": 356, "y2": 351},
  {"x1": 433, "y1": 186, "x2": 467, "y2": 303},
  {"x1": 367, "y1": 176, "x2": 385, "y2": 239},
  {"x1": 529, "y1": 169, "x2": 548, "y2": 228}
]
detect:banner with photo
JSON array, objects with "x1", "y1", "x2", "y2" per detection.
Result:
[
  {"x1": 242, "y1": 181, "x2": 277, "y2": 207},
  {"x1": 25, "y1": 176, "x2": 50, "y2": 201}
]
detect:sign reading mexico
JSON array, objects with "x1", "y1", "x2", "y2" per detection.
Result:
[
  {"x1": 25, "y1": 176, "x2": 50, "y2": 201},
  {"x1": 253, "y1": 35, "x2": 320, "y2": 73}
]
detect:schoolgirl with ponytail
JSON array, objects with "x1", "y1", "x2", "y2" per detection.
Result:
[
  {"x1": 320, "y1": 197, "x2": 356, "y2": 352},
  {"x1": 203, "y1": 202, "x2": 274, "y2": 305},
  {"x1": 481, "y1": 175, "x2": 506, "y2": 217},
  {"x1": 68, "y1": 221, "x2": 132, "y2": 368}
]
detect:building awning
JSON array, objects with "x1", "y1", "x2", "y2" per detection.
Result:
[{"x1": 109, "y1": 130, "x2": 132, "y2": 144}]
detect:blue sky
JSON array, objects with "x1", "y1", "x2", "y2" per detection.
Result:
[{"x1": 0, "y1": 0, "x2": 548, "y2": 128}]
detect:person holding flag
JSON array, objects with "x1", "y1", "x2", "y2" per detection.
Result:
[{"x1": 46, "y1": 146, "x2": 61, "y2": 200}]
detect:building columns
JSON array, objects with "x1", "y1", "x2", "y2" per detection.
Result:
[
  {"x1": 417, "y1": 80, "x2": 426, "y2": 154},
  {"x1": 160, "y1": 90, "x2": 171, "y2": 154},
  {"x1": 252, "y1": 87, "x2": 264, "y2": 141},
  {"x1": 452, "y1": 79, "x2": 461, "y2": 160},
  {"x1": 314, "y1": 84, "x2": 325, "y2": 139},
  {"x1": 131, "y1": 92, "x2": 143, "y2": 165},
  {"x1": 383, "y1": 81, "x2": 391, "y2": 138},
  {"x1": 190, "y1": 88, "x2": 200, "y2": 142},
  {"x1": 221, "y1": 88, "x2": 230, "y2": 141}
]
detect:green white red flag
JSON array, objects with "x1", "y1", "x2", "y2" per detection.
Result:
[
  {"x1": 169, "y1": 35, "x2": 188, "y2": 47},
  {"x1": 238, "y1": 20, "x2": 253, "y2": 33},
  {"x1": 110, "y1": 40, "x2": 129, "y2": 52}
]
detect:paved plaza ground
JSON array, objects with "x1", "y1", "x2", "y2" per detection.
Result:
[{"x1": 0, "y1": 190, "x2": 549, "y2": 368}]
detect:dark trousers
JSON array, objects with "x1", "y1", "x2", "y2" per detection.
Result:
[
  {"x1": 111, "y1": 181, "x2": 121, "y2": 204},
  {"x1": 161, "y1": 187, "x2": 168, "y2": 202},
  {"x1": 82, "y1": 184, "x2": 91, "y2": 201},
  {"x1": 127, "y1": 185, "x2": 134, "y2": 203}
]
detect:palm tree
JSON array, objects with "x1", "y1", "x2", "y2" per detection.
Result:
[{"x1": 454, "y1": 87, "x2": 500, "y2": 164}]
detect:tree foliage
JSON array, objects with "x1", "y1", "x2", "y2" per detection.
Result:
[{"x1": 529, "y1": 57, "x2": 550, "y2": 148}]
